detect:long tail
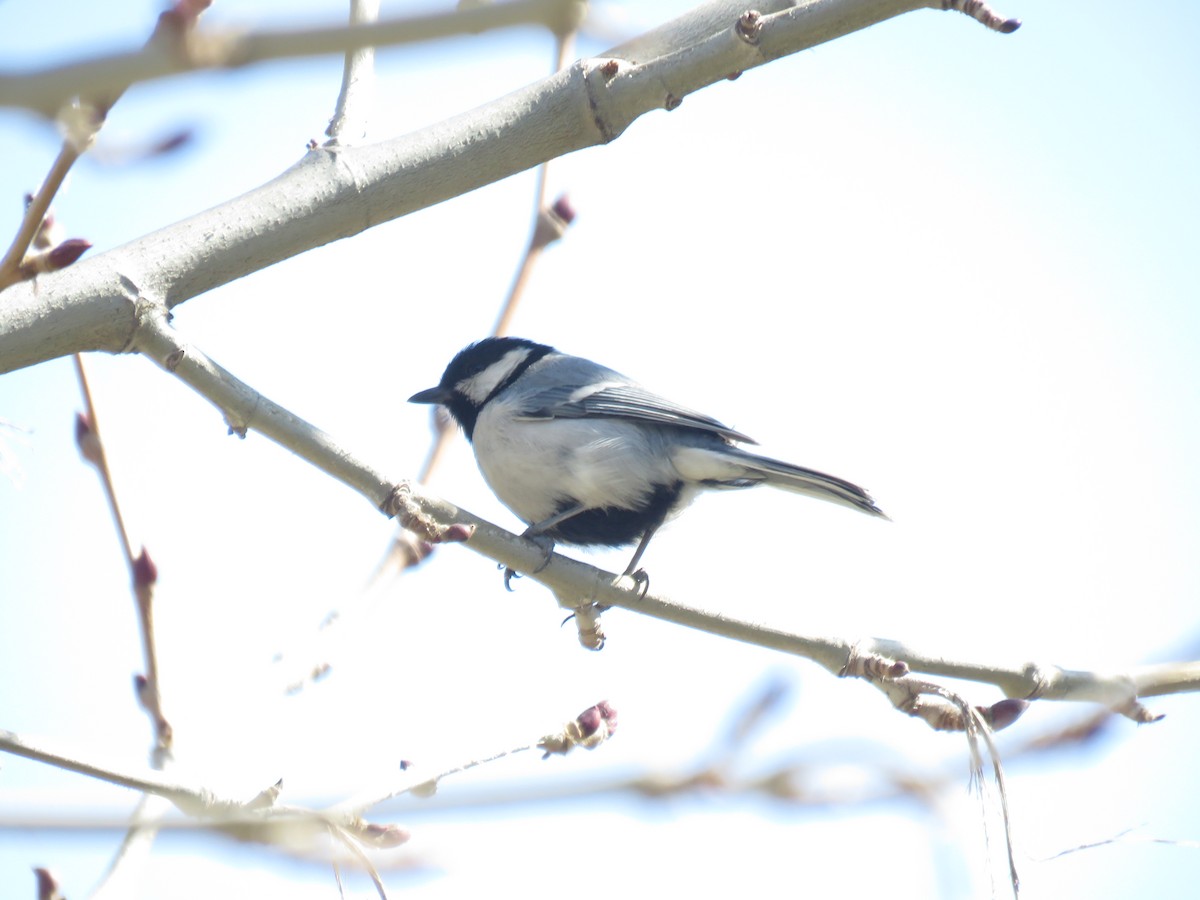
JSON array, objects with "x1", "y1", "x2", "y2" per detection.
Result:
[{"x1": 674, "y1": 445, "x2": 888, "y2": 519}]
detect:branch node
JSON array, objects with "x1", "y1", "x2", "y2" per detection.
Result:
[
  {"x1": 572, "y1": 604, "x2": 606, "y2": 651},
  {"x1": 539, "y1": 700, "x2": 618, "y2": 757},
  {"x1": 1021, "y1": 661, "x2": 1053, "y2": 699},
  {"x1": 1117, "y1": 698, "x2": 1164, "y2": 725},
  {"x1": 664, "y1": 93, "x2": 682, "y2": 111},
  {"x1": 841, "y1": 643, "x2": 909, "y2": 680},
  {"x1": 382, "y1": 484, "x2": 470, "y2": 550},
  {"x1": 735, "y1": 10, "x2": 763, "y2": 44},
  {"x1": 940, "y1": 0, "x2": 1021, "y2": 33},
  {"x1": 245, "y1": 778, "x2": 283, "y2": 810}
]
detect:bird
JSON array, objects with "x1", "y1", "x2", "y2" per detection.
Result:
[{"x1": 409, "y1": 337, "x2": 886, "y2": 587}]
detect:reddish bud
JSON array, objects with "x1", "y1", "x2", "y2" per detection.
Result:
[
  {"x1": 576, "y1": 700, "x2": 618, "y2": 740},
  {"x1": 531, "y1": 195, "x2": 577, "y2": 250},
  {"x1": 983, "y1": 698, "x2": 1028, "y2": 731},
  {"x1": 438, "y1": 523, "x2": 474, "y2": 544},
  {"x1": 47, "y1": 238, "x2": 92, "y2": 270},
  {"x1": 74, "y1": 412, "x2": 103, "y2": 466},
  {"x1": 550, "y1": 194, "x2": 576, "y2": 226},
  {"x1": 149, "y1": 129, "x2": 193, "y2": 157},
  {"x1": 134, "y1": 673, "x2": 152, "y2": 708},
  {"x1": 33, "y1": 868, "x2": 64, "y2": 900},
  {"x1": 133, "y1": 547, "x2": 158, "y2": 587},
  {"x1": 540, "y1": 700, "x2": 618, "y2": 757}
]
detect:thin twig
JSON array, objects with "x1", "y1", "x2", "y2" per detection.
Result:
[
  {"x1": 74, "y1": 356, "x2": 134, "y2": 563},
  {"x1": 0, "y1": 4, "x2": 213, "y2": 293},
  {"x1": 331, "y1": 744, "x2": 538, "y2": 817},
  {"x1": 0, "y1": 729, "x2": 203, "y2": 810},
  {"x1": 75, "y1": 355, "x2": 173, "y2": 751},
  {"x1": 75, "y1": 350, "x2": 176, "y2": 898},
  {"x1": 327, "y1": 824, "x2": 389, "y2": 900},
  {"x1": 88, "y1": 794, "x2": 174, "y2": 900},
  {"x1": 0, "y1": 0, "x2": 588, "y2": 117},
  {"x1": 0, "y1": 146, "x2": 85, "y2": 291},
  {"x1": 325, "y1": 0, "x2": 380, "y2": 145}
]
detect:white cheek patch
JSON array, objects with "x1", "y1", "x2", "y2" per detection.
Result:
[{"x1": 458, "y1": 348, "x2": 532, "y2": 404}]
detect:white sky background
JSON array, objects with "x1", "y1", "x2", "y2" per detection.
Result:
[{"x1": 1, "y1": 1, "x2": 1199, "y2": 897}]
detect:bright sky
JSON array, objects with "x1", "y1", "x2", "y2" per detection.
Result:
[{"x1": 1, "y1": 1, "x2": 1198, "y2": 898}]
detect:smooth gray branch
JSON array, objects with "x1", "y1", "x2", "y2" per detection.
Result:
[
  {"x1": 325, "y1": 0, "x2": 381, "y2": 145},
  {"x1": 126, "y1": 309, "x2": 1193, "y2": 721},
  {"x1": 0, "y1": 0, "x2": 1018, "y2": 374},
  {"x1": 0, "y1": 0, "x2": 586, "y2": 117}
]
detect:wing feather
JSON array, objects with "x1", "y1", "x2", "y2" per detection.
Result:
[{"x1": 515, "y1": 382, "x2": 756, "y2": 444}]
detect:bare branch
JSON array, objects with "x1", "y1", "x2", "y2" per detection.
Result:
[
  {"x1": 121, "y1": 310, "x2": 1196, "y2": 723},
  {"x1": 75, "y1": 357, "x2": 174, "y2": 753},
  {"x1": 89, "y1": 794, "x2": 174, "y2": 900},
  {"x1": 0, "y1": 0, "x2": 588, "y2": 117},
  {"x1": 0, "y1": 0, "x2": 1018, "y2": 374},
  {"x1": 0, "y1": 728, "x2": 214, "y2": 813},
  {"x1": 0, "y1": 5, "x2": 214, "y2": 292},
  {"x1": 0, "y1": 148, "x2": 93, "y2": 291},
  {"x1": 325, "y1": 0, "x2": 381, "y2": 146}
]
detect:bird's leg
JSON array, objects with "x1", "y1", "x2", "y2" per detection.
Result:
[
  {"x1": 620, "y1": 526, "x2": 658, "y2": 598},
  {"x1": 503, "y1": 504, "x2": 587, "y2": 590}
]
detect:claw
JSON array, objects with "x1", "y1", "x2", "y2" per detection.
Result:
[
  {"x1": 628, "y1": 569, "x2": 650, "y2": 598},
  {"x1": 503, "y1": 565, "x2": 521, "y2": 591},
  {"x1": 501, "y1": 532, "x2": 556, "y2": 590}
]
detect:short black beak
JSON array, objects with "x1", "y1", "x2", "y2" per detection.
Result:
[{"x1": 408, "y1": 386, "x2": 451, "y2": 405}]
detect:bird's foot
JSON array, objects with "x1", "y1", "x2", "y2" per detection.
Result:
[
  {"x1": 622, "y1": 567, "x2": 650, "y2": 599},
  {"x1": 502, "y1": 532, "x2": 556, "y2": 591}
]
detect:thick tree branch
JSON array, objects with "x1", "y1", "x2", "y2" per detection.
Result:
[{"x1": 0, "y1": 0, "x2": 1018, "y2": 374}]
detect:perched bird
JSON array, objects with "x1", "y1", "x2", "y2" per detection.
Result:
[{"x1": 409, "y1": 337, "x2": 886, "y2": 586}]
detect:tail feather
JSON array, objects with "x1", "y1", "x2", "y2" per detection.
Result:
[{"x1": 672, "y1": 445, "x2": 887, "y2": 519}]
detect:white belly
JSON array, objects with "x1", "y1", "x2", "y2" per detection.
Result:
[{"x1": 472, "y1": 398, "x2": 674, "y2": 526}]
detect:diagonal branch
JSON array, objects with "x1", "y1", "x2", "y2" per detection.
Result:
[
  {"x1": 126, "y1": 308, "x2": 1193, "y2": 722},
  {"x1": 0, "y1": 0, "x2": 1018, "y2": 374}
]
